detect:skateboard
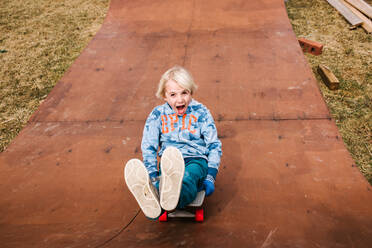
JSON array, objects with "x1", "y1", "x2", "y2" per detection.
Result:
[{"x1": 159, "y1": 190, "x2": 205, "y2": 222}]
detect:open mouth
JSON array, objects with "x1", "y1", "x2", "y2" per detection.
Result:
[
  {"x1": 176, "y1": 105, "x2": 185, "y2": 110},
  {"x1": 175, "y1": 105, "x2": 186, "y2": 114}
]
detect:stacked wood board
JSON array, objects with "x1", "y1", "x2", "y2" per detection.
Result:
[
  {"x1": 345, "y1": 0, "x2": 372, "y2": 18},
  {"x1": 326, "y1": 0, "x2": 372, "y2": 33}
]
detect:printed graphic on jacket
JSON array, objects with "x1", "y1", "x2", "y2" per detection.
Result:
[{"x1": 161, "y1": 114, "x2": 197, "y2": 134}]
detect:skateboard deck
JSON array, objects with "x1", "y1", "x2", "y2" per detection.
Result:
[{"x1": 159, "y1": 190, "x2": 205, "y2": 222}]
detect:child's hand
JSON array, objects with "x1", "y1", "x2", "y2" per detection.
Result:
[{"x1": 203, "y1": 175, "x2": 215, "y2": 196}]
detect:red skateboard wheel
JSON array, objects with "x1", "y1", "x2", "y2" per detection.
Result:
[
  {"x1": 159, "y1": 211, "x2": 168, "y2": 222},
  {"x1": 195, "y1": 209, "x2": 204, "y2": 222}
]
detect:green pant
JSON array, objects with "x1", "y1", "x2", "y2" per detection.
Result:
[
  {"x1": 157, "y1": 157, "x2": 208, "y2": 209},
  {"x1": 178, "y1": 157, "x2": 208, "y2": 208}
]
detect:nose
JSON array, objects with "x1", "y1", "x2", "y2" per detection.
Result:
[{"x1": 176, "y1": 94, "x2": 183, "y2": 102}]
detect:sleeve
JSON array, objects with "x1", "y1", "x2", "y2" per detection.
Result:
[
  {"x1": 201, "y1": 109, "x2": 222, "y2": 181},
  {"x1": 141, "y1": 108, "x2": 162, "y2": 178}
]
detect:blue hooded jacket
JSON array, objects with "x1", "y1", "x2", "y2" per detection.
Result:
[{"x1": 141, "y1": 99, "x2": 222, "y2": 180}]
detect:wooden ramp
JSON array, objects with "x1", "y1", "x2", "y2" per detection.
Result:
[{"x1": 1, "y1": 0, "x2": 371, "y2": 247}]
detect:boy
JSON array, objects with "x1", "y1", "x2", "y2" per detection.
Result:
[{"x1": 124, "y1": 66, "x2": 222, "y2": 219}]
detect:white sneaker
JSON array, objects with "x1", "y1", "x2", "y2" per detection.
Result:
[
  {"x1": 159, "y1": 147, "x2": 185, "y2": 211},
  {"x1": 124, "y1": 159, "x2": 161, "y2": 219}
]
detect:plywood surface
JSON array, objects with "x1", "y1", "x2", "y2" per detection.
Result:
[{"x1": 1, "y1": 1, "x2": 371, "y2": 247}]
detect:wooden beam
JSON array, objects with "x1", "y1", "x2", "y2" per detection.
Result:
[
  {"x1": 344, "y1": 0, "x2": 372, "y2": 19},
  {"x1": 326, "y1": 0, "x2": 363, "y2": 27},
  {"x1": 341, "y1": 0, "x2": 372, "y2": 33},
  {"x1": 318, "y1": 65, "x2": 340, "y2": 90}
]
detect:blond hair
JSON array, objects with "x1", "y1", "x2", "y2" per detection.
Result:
[{"x1": 156, "y1": 66, "x2": 197, "y2": 99}]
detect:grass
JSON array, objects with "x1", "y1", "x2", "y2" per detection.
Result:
[
  {"x1": 0, "y1": 0, "x2": 371, "y2": 184},
  {"x1": 286, "y1": 0, "x2": 372, "y2": 184},
  {"x1": 0, "y1": 0, "x2": 110, "y2": 151}
]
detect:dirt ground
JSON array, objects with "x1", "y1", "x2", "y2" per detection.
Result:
[{"x1": 0, "y1": 0, "x2": 371, "y2": 183}]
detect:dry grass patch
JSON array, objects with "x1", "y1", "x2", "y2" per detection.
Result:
[
  {"x1": 0, "y1": 0, "x2": 110, "y2": 152},
  {"x1": 286, "y1": 0, "x2": 372, "y2": 184}
]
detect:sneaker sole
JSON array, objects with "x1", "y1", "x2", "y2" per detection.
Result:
[
  {"x1": 160, "y1": 147, "x2": 185, "y2": 211},
  {"x1": 124, "y1": 159, "x2": 161, "y2": 219}
]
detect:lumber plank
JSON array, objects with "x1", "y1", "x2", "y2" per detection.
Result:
[
  {"x1": 341, "y1": 0, "x2": 372, "y2": 33},
  {"x1": 344, "y1": 0, "x2": 372, "y2": 19},
  {"x1": 326, "y1": 0, "x2": 363, "y2": 26},
  {"x1": 318, "y1": 65, "x2": 340, "y2": 90}
]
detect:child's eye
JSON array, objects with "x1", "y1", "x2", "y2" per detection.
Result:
[
  {"x1": 182, "y1": 91, "x2": 188, "y2": 95},
  {"x1": 170, "y1": 93, "x2": 175, "y2": 97}
]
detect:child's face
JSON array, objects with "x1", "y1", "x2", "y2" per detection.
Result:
[{"x1": 164, "y1": 79, "x2": 192, "y2": 116}]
